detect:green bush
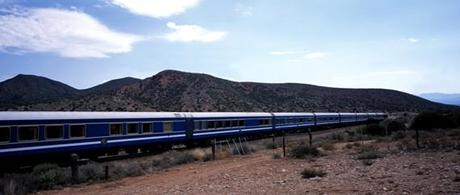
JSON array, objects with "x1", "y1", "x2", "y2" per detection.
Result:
[
  {"x1": 79, "y1": 163, "x2": 105, "y2": 182},
  {"x1": 361, "y1": 159, "x2": 374, "y2": 166},
  {"x1": 152, "y1": 150, "x2": 198, "y2": 170},
  {"x1": 392, "y1": 131, "x2": 407, "y2": 140},
  {"x1": 410, "y1": 112, "x2": 455, "y2": 130},
  {"x1": 386, "y1": 120, "x2": 406, "y2": 134},
  {"x1": 300, "y1": 168, "x2": 326, "y2": 178},
  {"x1": 289, "y1": 144, "x2": 321, "y2": 159},
  {"x1": 362, "y1": 124, "x2": 386, "y2": 136},
  {"x1": 32, "y1": 163, "x2": 70, "y2": 190},
  {"x1": 357, "y1": 151, "x2": 382, "y2": 160},
  {"x1": 264, "y1": 142, "x2": 279, "y2": 149},
  {"x1": 109, "y1": 162, "x2": 145, "y2": 179},
  {"x1": 330, "y1": 132, "x2": 346, "y2": 141},
  {"x1": 356, "y1": 145, "x2": 383, "y2": 160}
]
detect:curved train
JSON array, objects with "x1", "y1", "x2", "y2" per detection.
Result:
[{"x1": 0, "y1": 112, "x2": 386, "y2": 160}]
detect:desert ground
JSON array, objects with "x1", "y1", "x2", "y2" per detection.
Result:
[{"x1": 38, "y1": 129, "x2": 460, "y2": 195}]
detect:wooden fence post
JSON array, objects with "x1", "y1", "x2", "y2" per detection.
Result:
[{"x1": 282, "y1": 130, "x2": 286, "y2": 158}]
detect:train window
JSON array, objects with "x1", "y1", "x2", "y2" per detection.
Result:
[
  {"x1": 207, "y1": 121, "x2": 215, "y2": 129},
  {"x1": 127, "y1": 123, "x2": 138, "y2": 134},
  {"x1": 259, "y1": 119, "x2": 271, "y2": 125},
  {"x1": 277, "y1": 119, "x2": 284, "y2": 124},
  {"x1": 18, "y1": 126, "x2": 38, "y2": 141},
  {"x1": 238, "y1": 120, "x2": 245, "y2": 127},
  {"x1": 231, "y1": 120, "x2": 238, "y2": 127},
  {"x1": 0, "y1": 127, "x2": 9, "y2": 142},
  {"x1": 110, "y1": 124, "x2": 123, "y2": 135},
  {"x1": 45, "y1": 125, "x2": 64, "y2": 139},
  {"x1": 142, "y1": 123, "x2": 152, "y2": 133},
  {"x1": 224, "y1": 121, "x2": 231, "y2": 127},
  {"x1": 70, "y1": 125, "x2": 86, "y2": 138},
  {"x1": 216, "y1": 121, "x2": 223, "y2": 128},
  {"x1": 194, "y1": 121, "x2": 201, "y2": 130},
  {"x1": 163, "y1": 122, "x2": 173, "y2": 133}
]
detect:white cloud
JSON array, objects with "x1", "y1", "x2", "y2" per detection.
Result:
[
  {"x1": 234, "y1": 3, "x2": 253, "y2": 17},
  {"x1": 369, "y1": 70, "x2": 417, "y2": 76},
  {"x1": 270, "y1": 50, "x2": 308, "y2": 55},
  {"x1": 0, "y1": 7, "x2": 141, "y2": 58},
  {"x1": 407, "y1": 37, "x2": 419, "y2": 43},
  {"x1": 163, "y1": 22, "x2": 227, "y2": 42},
  {"x1": 304, "y1": 52, "x2": 327, "y2": 59},
  {"x1": 110, "y1": 0, "x2": 200, "y2": 18}
]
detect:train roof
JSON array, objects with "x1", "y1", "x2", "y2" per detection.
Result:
[
  {"x1": 0, "y1": 112, "x2": 272, "y2": 121},
  {"x1": 0, "y1": 111, "x2": 385, "y2": 121},
  {"x1": 272, "y1": 113, "x2": 314, "y2": 117}
]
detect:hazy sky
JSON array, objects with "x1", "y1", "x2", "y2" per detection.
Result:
[{"x1": 0, "y1": 0, "x2": 459, "y2": 94}]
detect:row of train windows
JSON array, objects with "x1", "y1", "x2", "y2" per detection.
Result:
[
  {"x1": 0, "y1": 122, "x2": 174, "y2": 142},
  {"x1": 108, "y1": 122, "x2": 173, "y2": 135},
  {"x1": 0, "y1": 125, "x2": 85, "y2": 142},
  {"x1": 318, "y1": 117, "x2": 339, "y2": 121},
  {"x1": 195, "y1": 120, "x2": 245, "y2": 130},
  {"x1": 277, "y1": 118, "x2": 314, "y2": 124}
]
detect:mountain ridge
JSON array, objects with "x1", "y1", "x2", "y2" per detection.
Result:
[{"x1": 0, "y1": 70, "x2": 457, "y2": 112}]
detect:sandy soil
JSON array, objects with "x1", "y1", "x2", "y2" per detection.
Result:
[{"x1": 39, "y1": 140, "x2": 460, "y2": 195}]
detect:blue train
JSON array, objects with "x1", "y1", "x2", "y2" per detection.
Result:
[{"x1": 0, "y1": 112, "x2": 386, "y2": 159}]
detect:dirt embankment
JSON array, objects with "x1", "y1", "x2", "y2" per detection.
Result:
[{"x1": 40, "y1": 141, "x2": 460, "y2": 195}]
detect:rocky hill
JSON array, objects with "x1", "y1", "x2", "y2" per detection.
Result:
[
  {"x1": 1, "y1": 70, "x2": 456, "y2": 112},
  {"x1": 81, "y1": 77, "x2": 141, "y2": 95},
  {"x1": 0, "y1": 74, "x2": 78, "y2": 108}
]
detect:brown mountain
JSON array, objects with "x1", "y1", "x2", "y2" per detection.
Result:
[
  {"x1": 1, "y1": 70, "x2": 456, "y2": 112},
  {"x1": 81, "y1": 77, "x2": 141, "y2": 95},
  {"x1": 0, "y1": 74, "x2": 78, "y2": 108}
]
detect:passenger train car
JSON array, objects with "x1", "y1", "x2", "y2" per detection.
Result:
[{"x1": 0, "y1": 112, "x2": 386, "y2": 159}]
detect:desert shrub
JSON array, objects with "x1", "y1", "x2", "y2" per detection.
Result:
[
  {"x1": 330, "y1": 132, "x2": 346, "y2": 141},
  {"x1": 203, "y1": 152, "x2": 214, "y2": 161},
  {"x1": 272, "y1": 153, "x2": 281, "y2": 159},
  {"x1": 78, "y1": 162, "x2": 105, "y2": 182},
  {"x1": 357, "y1": 151, "x2": 382, "y2": 160},
  {"x1": 362, "y1": 124, "x2": 386, "y2": 136},
  {"x1": 386, "y1": 120, "x2": 406, "y2": 134},
  {"x1": 345, "y1": 129, "x2": 356, "y2": 137},
  {"x1": 320, "y1": 142, "x2": 336, "y2": 151},
  {"x1": 353, "y1": 142, "x2": 362, "y2": 147},
  {"x1": 410, "y1": 112, "x2": 455, "y2": 130},
  {"x1": 356, "y1": 145, "x2": 383, "y2": 160},
  {"x1": 31, "y1": 163, "x2": 70, "y2": 190},
  {"x1": 397, "y1": 137, "x2": 417, "y2": 151},
  {"x1": 189, "y1": 148, "x2": 207, "y2": 161},
  {"x1": 392, "y1": 131, "x2": 407, "y2": 140},
  {"x1": 300, "y1": 168, "x2": 326, "y2": 178},
  {"x1": 289, "y1": 144, "x2": 321, "y2": 159},
  {"x1": 345, "y1": 143, "x2": 354, "y2": 149},
  {"x1": 0, "y1": 174, "x2": 36, "y2": 195},
  {"x1": 421, "y1": 138, "x2": 441, "y2": 149},
  {"x1": 152, "y1": 150, "x2": 198, "y2": 170},
  {"x1": 109, "y1": 162, "x2": 144, "y2": 179},
  {"x1": 361, "y1": 159, "x2": 374, "y2": 166},
  {"x1": 264, "y1": 142, "x2": 279, "y2": 149},
  {"x1": 240, "y1": 143, "x2": 256, "y2": 154},
  {"x1": 447, "y1": 129, "x2": 460, "y2": 137}
]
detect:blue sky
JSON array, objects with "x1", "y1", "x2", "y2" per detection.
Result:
[{"x1": 0, "y1": 0, "x2": 459, "y2": 94}]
